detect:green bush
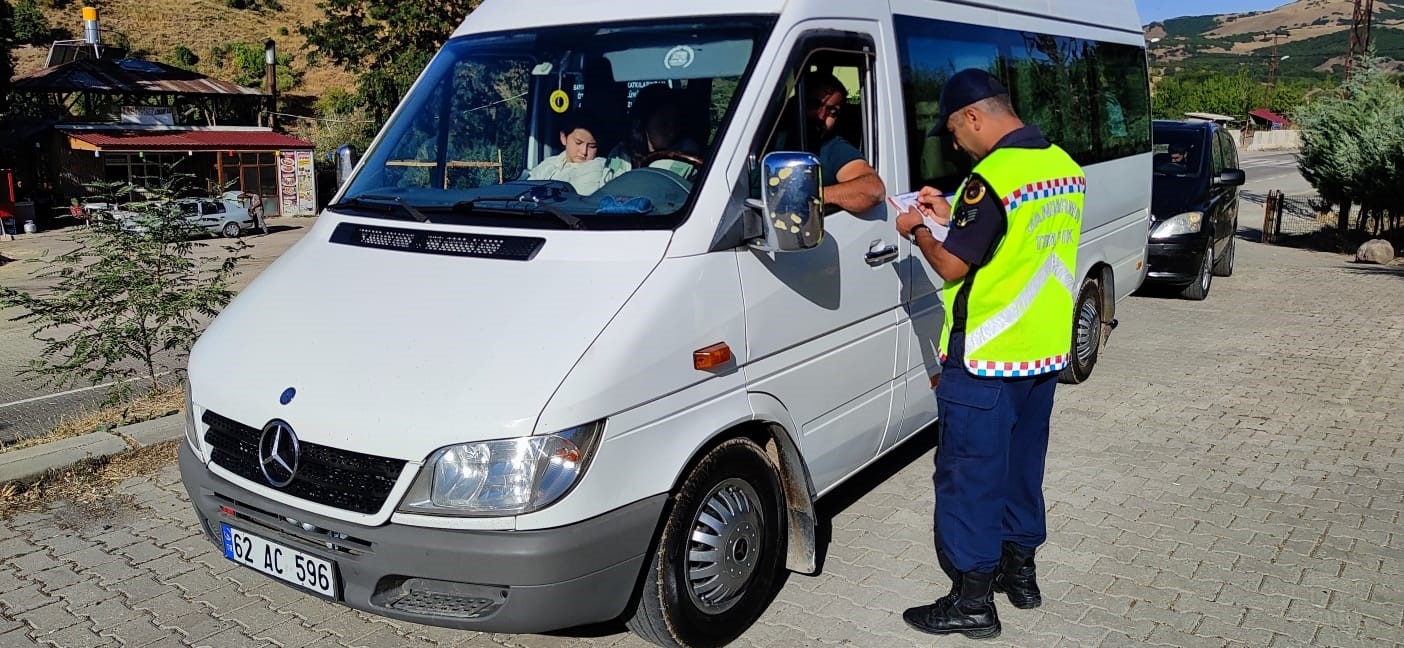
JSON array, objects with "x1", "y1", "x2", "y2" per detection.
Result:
[
  {"x1": 172, "y1": 45, "x2": 199, "y2": 68},
  {"x1": 13, "y1": 0, "x2": 50, "y2": 46}
]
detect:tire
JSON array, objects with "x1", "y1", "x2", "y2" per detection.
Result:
[
  {"x1": 1212, "y1": 235, "x2": 1235, "y2": 277},
  {"x1": 1059, "y1": 279, "x2": 1103, "y2": 384},
  {"x1": 221, "y1": 221, "x2": 242, "y2": 238},
  {"x1": 1180, "y1": 242, "x2": 1213, "y2": 301},
  {"x1": 626, "y1": 438, "x2": 785, "y2": 648}
]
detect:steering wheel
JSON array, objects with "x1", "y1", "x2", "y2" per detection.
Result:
[{"x1": 641, "y1": 150, "x2": 705, "y2": 170}]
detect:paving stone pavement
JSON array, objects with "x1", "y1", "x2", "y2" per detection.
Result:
[{"x1": 3, "y1": 233, "x2": 1404, "y2": 647}]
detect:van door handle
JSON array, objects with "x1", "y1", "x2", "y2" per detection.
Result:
[{"x1": 865, "y1": 240, "x2": 898, "y2": 266}]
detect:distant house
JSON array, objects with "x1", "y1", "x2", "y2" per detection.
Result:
[
  {"x1": 3, "y1": 8, "x2": 317, "y2": 225},
  {"x1": 1247, "y1": 109, "x2": 1291, "y2": 130}
]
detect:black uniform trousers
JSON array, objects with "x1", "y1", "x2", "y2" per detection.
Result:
[{"x1": 933, "y1": 333, "x2": 1057, "y2": 574}]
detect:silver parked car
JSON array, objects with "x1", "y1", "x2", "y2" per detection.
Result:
[{"x1": 91, "y1": 197, "x2": 255, "y2": 237}]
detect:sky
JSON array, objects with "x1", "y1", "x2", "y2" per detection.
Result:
[{"x1": 1135, "y1": 0, "x2": 1292, "y2": 24}]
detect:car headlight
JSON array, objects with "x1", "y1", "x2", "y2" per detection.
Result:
[
  {"x1": 183, "y1": 379, "x2": 202, "y2": 457},
  {"x1": 1150, "y1": 211, "x2": 1203, "y2": 240},
  {"x1": 398, "y1": 421, "x2": 605, "y2": 516}
]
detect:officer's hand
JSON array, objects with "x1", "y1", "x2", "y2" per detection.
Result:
[
  {"x1": 916, "y1": 186, "x2": 951, "y2": 225},
  {"x1": 896, "y1": 208, "x2": 923, "y2": 238}
]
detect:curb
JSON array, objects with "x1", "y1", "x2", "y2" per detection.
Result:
[{"x1": 0, "y1": 413, "x2": 184, "y2": 484}]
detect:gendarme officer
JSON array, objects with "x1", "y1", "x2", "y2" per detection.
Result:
[{"x1": 895, "y1": 69, "x2": 1085, "y2": 639}]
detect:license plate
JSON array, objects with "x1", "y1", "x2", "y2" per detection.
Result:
[{"x1": 222, "y1": 524, "x2": 338, "y2": 598}]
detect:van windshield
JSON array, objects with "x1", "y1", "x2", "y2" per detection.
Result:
[{"x1": 339, "y1": 18, "x2": 776, "y2": 230}]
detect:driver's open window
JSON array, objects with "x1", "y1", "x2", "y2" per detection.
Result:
[{"x1": 750, "y1": 32, "x2": 877, "y2": 200}]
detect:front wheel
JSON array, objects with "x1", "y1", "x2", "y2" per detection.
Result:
[
  {"x1": 626, "y1": 438, "x2": 785, "y2": 648},
  {"x1": 1180, "y1": 242, "x2": 1213, "y2": 300},
  {"x1": 1213, "y1": 234, "x2": 1235, "y2": 277},
  {"x1": 1060, "y1": 279, "x2": 1103, "y2": 384}
]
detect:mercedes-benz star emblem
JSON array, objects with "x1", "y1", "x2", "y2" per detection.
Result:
[{"x1": 258, "y1": 420, "x2": 300, "y2": 487}]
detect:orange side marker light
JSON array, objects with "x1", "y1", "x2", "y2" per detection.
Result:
[{"x1": 693, "y1": 343, "x2": 733, "y2": 371}]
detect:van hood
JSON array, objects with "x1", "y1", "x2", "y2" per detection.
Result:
[{"x1": 190, "y1": 216, "x2": 669, "y2": 461}]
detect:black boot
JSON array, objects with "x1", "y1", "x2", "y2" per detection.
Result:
[
  {"x1": 993, "y1": 542, "x2": 1042, "y2": 609},
  {"x1": 903, "y1": 571, "x2": 1001, "y2": 639},
  {"x1": 934, "y1": 549, "x2": 961, "y2": 606}
]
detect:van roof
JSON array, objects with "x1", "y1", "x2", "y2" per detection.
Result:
[{"x1": 455, "y1": 0, "x2": 1144, "y2": 39}]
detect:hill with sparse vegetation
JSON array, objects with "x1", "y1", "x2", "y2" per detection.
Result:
[{"x1": 1146, "y1": 0, "x2": 1404, "y2": 79}]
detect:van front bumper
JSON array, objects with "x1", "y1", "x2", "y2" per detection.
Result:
[
  {"x1": 1145, "y1": 240, "x2": 1208, "y2": 285},
  {"x1": 179, "y1": 442, "x2": 665, "y2": 633}
]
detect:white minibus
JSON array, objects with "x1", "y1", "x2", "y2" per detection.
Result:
[{"x1": 181, "y1": 1, "x2": 1150, "y2": 645}]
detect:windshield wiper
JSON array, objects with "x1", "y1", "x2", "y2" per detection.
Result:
[
  {"x1": 453, "y1": 197, "x2": 582, "y2": 230},
  {"x1": 328, "y1": 195, "x2": 430, "y2": 223}
]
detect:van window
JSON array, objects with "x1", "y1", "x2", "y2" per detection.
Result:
[
  {"x1": 752, "y1": 33, "x2": 877, "y2": 199},
  {"x1": 341, "y1": 18, "x2": 776, "y2": 230},
  {"x1": 894, "y1": 16, "x2": 1151, "y2": 193}
]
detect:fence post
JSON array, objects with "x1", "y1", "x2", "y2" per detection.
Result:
[
  {"x1": 1262, "y1": 190, "x2": 1277, "y2": 244},
  {"x1": 1274, "y1": 192, "x2": 1285, "y2": 241}
]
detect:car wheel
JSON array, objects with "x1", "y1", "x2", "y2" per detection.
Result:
[
  {"x1": 1060, "y1": 278, "x2": 1103, "y2": 385},
  {"x1": 1180, "y1": 242, "x2": 1213, "y2": 301},
  {"x1": 626, "y1": 438, "x2": 785, "y2": 648},
  {"x1": 221, "y1": 222, "x2": 242, "y2": 238},
  {"x1": 1213, "y1": 235, "x2": 1235, "y2": 277}
]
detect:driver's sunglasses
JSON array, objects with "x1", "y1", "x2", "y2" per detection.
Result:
[{"x1": 812, "y1": 94, "x2": 845, "y2": 117}]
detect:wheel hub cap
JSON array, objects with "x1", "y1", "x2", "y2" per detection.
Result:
[{"x1": 685, "y1": 478, "x2": 764, "y2": 614}]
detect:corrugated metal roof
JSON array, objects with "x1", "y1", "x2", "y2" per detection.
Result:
[
  {"x1": 65, "y1": 129, "x2": 314, "y2": 152},
  {"x1": 1249, "y1": 109, "x2": 1290, "y2": 126},
  {"x1": 13, "y1": 58, "x2": 263, "y2": 96}
]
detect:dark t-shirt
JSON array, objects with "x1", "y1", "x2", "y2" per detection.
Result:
[{"x1": 818, "y1": 135, "x2": 864, "y2": 188}]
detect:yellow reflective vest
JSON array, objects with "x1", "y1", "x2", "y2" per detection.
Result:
[{"x1": 940, "y1": 145, "x2": 1085, "y2": 377}]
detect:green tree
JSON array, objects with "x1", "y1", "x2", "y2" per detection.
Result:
[
  {"x1": 1293, "y1": 54, "x2": 1404, "y2": 236},
  {"x1": 0, "y1": 171, "x2": 251, "y2": 403},
  {"x1": 12, "y1": 0, "x2": 48, "y2": 46},
  {"x1": 300, "y1": 0, "x2": 481, "y2": 123}
]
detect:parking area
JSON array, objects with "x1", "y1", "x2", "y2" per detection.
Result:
[{"x1": 2, "y1": 213, "x2": 1402, "y2": 647}]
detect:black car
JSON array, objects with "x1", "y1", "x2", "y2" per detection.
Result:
[{"x1": 1147, "y1": 120, "x2": 1246, "y2": 300}]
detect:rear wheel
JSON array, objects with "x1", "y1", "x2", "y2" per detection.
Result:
[
  {"x1": 1060, "y1": 279, "x2": 1103, "y2": 384},
  {"x1": 1180, "y1": 242, "x2": 1213, "y2": 300},
  {"x1": 626, "y1": 438, "x2": 785, "y2": 648},
  {"x1": 221, "y1": 221, "x2": 241, "y2": 238}
]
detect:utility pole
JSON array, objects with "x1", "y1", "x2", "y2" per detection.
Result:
[
  {"x1": 1267, "y1": 32, "x2": 1280, "y2": 94},
  {"x1": 1345, "y1": 0, "x2": 1375, "y2": 79}
]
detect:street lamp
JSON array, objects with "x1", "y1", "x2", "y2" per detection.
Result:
[{"x1": 264, "y1": 39, "x2": 278, "y2": 129}]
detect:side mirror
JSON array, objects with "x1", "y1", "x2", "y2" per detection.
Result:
[
  {"x1": 1215, "y1": 168, "x2": 1246, "y2": 187},
  {"x1": 334, "y1": 144, "x2": 359, "y2": 188},
  {"x1": 746, "y1": 151, "x2": 825, "y2": 252}
]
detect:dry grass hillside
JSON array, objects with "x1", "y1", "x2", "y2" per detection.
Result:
[
  {"x1": 1145, "y1": 0, "x2": 1404, "y2": 74},
  {"x1": 13, "y1": 0, "x2": 356, "y2": 100}
]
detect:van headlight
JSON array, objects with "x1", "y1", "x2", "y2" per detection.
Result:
[
  {"x1": 183, "y1": 379, "x2": 203, "y2": 457},
  {"x1": 398, "y1": 421, "x2": 605, "y2": 516},
  {"x1": 1150, "y1": 211, "x2": 1203, "y2": 239}
]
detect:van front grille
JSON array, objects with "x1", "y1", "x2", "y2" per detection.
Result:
[{"x1": 202, "y1": 411, "x2": 405, "y2": 515}]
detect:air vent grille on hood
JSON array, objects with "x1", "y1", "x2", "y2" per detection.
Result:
[{"x1": 330, "y1": 222, "x2": 544, "y2": 261}]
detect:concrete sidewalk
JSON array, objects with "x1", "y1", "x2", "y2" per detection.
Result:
[{"x1": 0, "y1": 413, "x2": 183, "y2": 484}]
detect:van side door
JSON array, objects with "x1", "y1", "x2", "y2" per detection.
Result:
[{"x1": 735, "y1": 24, "x2": 903, "y2": 494}]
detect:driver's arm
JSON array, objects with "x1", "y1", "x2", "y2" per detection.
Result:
[{"x1": 825, "y1": 158, "x2": 885, "y2": 213}]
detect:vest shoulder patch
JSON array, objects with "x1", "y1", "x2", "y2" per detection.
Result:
[{"x1": 953, "y1": 175, "x2": 996, "y2": 228}]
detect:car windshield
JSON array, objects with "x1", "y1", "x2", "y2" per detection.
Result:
[
  {"x1": 339, "y1": 17, "x2": 775, "y2": 230},
  {"x1": 1152, "y1": 127, "x2": 1205, "y2": 178}
]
